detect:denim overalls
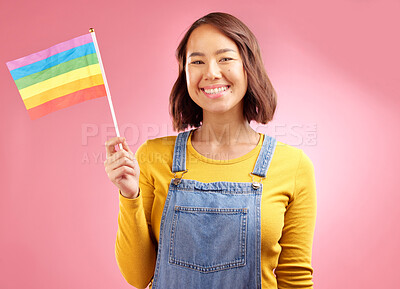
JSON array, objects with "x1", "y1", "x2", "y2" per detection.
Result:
[{"x1": 152, "y1": 130, "x2": 277, "y2": 289}]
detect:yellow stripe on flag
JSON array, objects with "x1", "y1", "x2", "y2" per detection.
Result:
[
  {"x1": 19, "y1": 64, "x2": 102, "y2": 100},
  {"x1": 23, "y1": 74, "x2": 104, "y2": 109}
]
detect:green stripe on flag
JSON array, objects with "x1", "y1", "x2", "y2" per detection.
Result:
[{"x1": 15, "y1": 53, "x2": 99, "y2": 90}]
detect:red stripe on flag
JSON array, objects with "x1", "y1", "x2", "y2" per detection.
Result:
[{"x1": 27, "y1": 85, "x2": 106, "y2": 120}]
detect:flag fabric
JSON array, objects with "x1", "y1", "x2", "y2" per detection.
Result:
[{"x1": 6, "y1": 33, "x2": 106, "y2": 120}]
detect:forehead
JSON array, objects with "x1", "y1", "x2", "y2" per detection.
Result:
[{"x1": 186, "y1": 24, "x2": 239, "y2": 55}]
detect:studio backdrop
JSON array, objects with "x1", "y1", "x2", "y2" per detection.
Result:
[{"x1": 0, "y1": 0, "x2": 399, "y2": 288}]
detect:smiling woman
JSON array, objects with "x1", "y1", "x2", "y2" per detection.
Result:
[
  {"x1": 104, "y1": 12, "x2": 317, "y2": 289},
  {"x1": 170, "y1": 13, "x2": 277, "y2": 132},
  {"x1": 185, "y1": 24, "x2": 248, "y2": 117}
]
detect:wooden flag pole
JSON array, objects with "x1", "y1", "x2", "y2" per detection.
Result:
[{"x1": 89, "y1": 28, "x2": 123, "y2": 149}]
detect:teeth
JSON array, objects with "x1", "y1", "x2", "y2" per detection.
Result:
[{"x1": 204, "y1": 86, "x2": 228, "y2": 94}]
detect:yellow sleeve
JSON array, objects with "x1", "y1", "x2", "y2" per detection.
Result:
[
  {"x1": 275, "y1": 150, "x2": 317, "y2": 288},
  {"x1": 115, "y1": 141, "x2": 157, "y2": 289}
]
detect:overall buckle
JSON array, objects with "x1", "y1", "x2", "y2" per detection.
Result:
[
  {"x1": 250, "y1": 173, "x2": 264, "y2": 189},
  {"x1": 173, "y1": 169, "x2": 188, "y2": 185}
]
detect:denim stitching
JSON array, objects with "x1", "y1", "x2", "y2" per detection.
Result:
[
  {"x1": 152, "y1": 183, "x2": 177, "y2": 288},
  {"x1": 171, "y1": 180, "x2": 263, "y2": 194},
  {"x1": 168, "y1": 206, "x2": 248, "y2": 273},
  {"x1": 172, "y1": 130, "x2": 190, "y2": 173}
]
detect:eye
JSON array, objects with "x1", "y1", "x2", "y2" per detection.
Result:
[
  {"x1": 220, "y1": 57, "x2": 233, "y2": 62},
  {"x1": 190, "y1": 60, "x2": 203, "y2": 64}
]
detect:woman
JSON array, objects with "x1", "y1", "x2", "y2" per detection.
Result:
[{"x1": 105, "y1": 12, "x2": 316, "y2": 289}]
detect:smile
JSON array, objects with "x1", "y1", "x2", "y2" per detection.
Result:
[{"x1": 202, "y1": 85, "x2": 229, "y2": 94}]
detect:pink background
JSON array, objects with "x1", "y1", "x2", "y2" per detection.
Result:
[{"x1": 1, "y1": 0, "x2": 399, "y2": 288}]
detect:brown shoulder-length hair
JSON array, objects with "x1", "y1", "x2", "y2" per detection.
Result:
[{"x1": 170, "y1": 12, "x2": 277, "y2": 131}]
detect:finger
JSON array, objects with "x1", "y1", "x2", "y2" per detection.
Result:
[
  {"x1": 110, "y1": 149, "x2": 134, "y2": 163},
  {"x1": 122, "y1": 139, "x2": 133, "y2": 154},
  {"x1": 108, "y1": 166, "x2": 137, "y2": 181},
  {"x1": 107, "y1": 156, "x2": 136, "y2": 173},
  {"x1": 104, "y1": 149, "x2": 134, "y2": 169},
  {"x1": 105, "y1": 137, "x2": 125, "y2": 158}
]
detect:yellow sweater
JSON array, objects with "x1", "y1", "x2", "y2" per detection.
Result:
[{"x1": 115, "y1": 133, "x2": 317, "y2": 289}]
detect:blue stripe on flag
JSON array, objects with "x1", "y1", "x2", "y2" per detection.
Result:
[{"x1": 10, "y1": 42, "x2": 96, "y2": 80}]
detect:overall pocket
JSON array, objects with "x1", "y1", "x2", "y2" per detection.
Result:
[{"x1": 169, "y1": 206, "x2": 248, "y2": 273}]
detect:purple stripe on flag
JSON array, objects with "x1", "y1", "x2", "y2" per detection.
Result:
[{"x1": 6, "y1": 33, "x2": 93, "y2": 71}]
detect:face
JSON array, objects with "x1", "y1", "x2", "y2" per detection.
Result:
[{"x1": 185, "y1": 24, "x2": 248, "y2": 117}]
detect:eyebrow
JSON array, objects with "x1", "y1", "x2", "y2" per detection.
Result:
[{"x1": 187, "y1": 48, "x2": 237, "y2": 58}]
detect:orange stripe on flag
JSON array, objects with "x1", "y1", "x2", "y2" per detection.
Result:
[
  {"x1": 23, "y1": 74, "x2": 104, "y2": 109},
  {"x1": 27, "y1": 85, "x2": 106, "y2": 120}
]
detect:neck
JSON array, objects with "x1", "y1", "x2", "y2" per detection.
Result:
[{"x1": 193, "y1": 112, "x2": 259, "y2": 146}]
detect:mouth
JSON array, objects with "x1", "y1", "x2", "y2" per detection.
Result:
[{"x1": 200, "y1": 85, "x2": 230, "y2": 99}]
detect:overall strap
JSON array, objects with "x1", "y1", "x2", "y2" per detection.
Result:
[
  {"x1": 252, "y1": 135, "x2": 277, "y2": 178},
  {"x1": 171, "y1": 130, "x2": 191, "y2": 173}
]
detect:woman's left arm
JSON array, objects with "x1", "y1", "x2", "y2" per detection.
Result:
[{"x1": 275, "y1": 150, "x2": 317, "y2": 289}]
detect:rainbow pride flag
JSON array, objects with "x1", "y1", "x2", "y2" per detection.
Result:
[{"x1": 6, "y1": 33, "x2": 106, "y2": 120}]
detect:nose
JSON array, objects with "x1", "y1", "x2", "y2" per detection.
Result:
[{"x1": 204, "y1": 61, "x2": 221, "y2": 80}]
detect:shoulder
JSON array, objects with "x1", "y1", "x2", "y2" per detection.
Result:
[
  {"x1": 271, "y1": 140, "x2": 314, "y2": 174},
  {"x1": 135, "y1": 135, "x2": 177, "y2": 166},
  {"x1": 271, "y1": 140, "x2": 316, "y2": 201},
  {"x1": 136, "y1": 135, "x2": 177, "y2": 153}
]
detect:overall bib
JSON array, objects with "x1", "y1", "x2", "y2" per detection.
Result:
[{"x1": 152, "y1": 130, "x2": 277, "y2": 289}]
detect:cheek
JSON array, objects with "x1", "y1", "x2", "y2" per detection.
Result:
[
  {"x1": 187, "y1": 71, "x2": 194, "y2": 85},
  {"x1": 187, "y1": 71, "x2": 204, "y2": 94},
  {"x1": 226, "y1": 63, "x2": 246, "y2": 82},
  {"x1": 228, "y1": 71, "x2": 246, "y2": 87}
]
